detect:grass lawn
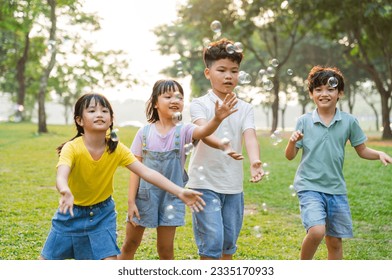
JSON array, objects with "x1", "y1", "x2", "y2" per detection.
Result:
[{"x1": 0, "y1": 122, "x2": 391, "y2": 260}]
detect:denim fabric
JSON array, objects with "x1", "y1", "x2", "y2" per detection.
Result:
[
  {"x1": 132, "y1": 125, "x2": 186, "y2": 228},
  {"x1": 192, "y1": 189, "x2": 244, "y2": 259},
  {"x1": 41, "y1": 196, "x2": 120, "y2": 259},
  {"x1": 297, "y1": 190, "x2": 353, "y2": 238}
]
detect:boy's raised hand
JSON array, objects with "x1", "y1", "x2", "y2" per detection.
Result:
[
  {"x1": 215, "y1": 92, "x2": 238, "y2": 121},
  {"x1": 289, "y1": 130, "x2": 304, "y2": 143},
  {"x1": 178, "y1": 189, "x2": 206, "y2": 212}
]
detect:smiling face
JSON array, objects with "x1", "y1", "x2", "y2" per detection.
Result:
[
  {"x1": 76, "y1": 98, "x2": 113, "y2": 133},
  {"x1": 204, "y1": 58, "x2": 239, "y2": 98},
  {"x1": 155, "y1": 88, "x2": 184, "y2": 119},
  {"x1": 310, "y1": 84, "x2": 342, "y2": 110}
]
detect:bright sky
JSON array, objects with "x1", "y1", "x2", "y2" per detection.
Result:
[{"x1": 83, "y1": 0, "x2": 186, "y2": 102}]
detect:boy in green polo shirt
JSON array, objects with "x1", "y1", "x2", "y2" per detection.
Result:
[{"x1": 285, "y1": 65, "x2": 392, "y2": 260}]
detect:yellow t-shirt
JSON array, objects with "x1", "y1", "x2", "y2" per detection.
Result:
[{"x1": 56, "y1": 137, "x2": 136, "y2": 206}]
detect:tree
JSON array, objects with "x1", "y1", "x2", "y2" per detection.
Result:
[{"x1": 316, "y1": 0, "x2": 392, "y2": 139}]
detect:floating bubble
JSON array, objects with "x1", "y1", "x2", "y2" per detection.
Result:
[
  {"x1": 225, "y1": 43, "x2": 235, "y2": 54},
  {"x1": 270, "y1": 130, "x2": 283, "y2": 145},
  {"x1": 327, "y1": 76, "x2": 338, "y2": 88},
  {"x1": 258, "y1": 69, "x2": 266, "y2": 79},
  {"x1": 211, "y1": 198, "x2": 220, "y2": 211},
  {"x1": 196, "y1": 165, "x2": 205, "y2": 181},
  {"x1": 165, "y1": 205, "x2": 175, "y2": 220},
  {"x1": 210, "y1": 20, "x2": 222, "y2": 33},
  {"x1": 262, "y1": 202, "x2": 268, "y2": 212},
  {"x1": 202, "y1": 38, "x2": 211, "y2": 48},
  {"x1": 287, "y1": 68, "x2": 293, "y2": 76},
  {"x1": 266, "y1": 66, "x2": 275, "y2": 77},
  {"x1": 174, "y1": 91, "x2": 183, "y2": 101},
  {"x1": 289, "y1": 184, "x2": 296, "y2": 197},
  {"x1": 172, "y1": 112, "x2": 183, "y2": 126},
  {"x1": 176, "y1": 61, "x2": 183, "y2": 70},
  {"x1": 184, "y1": 142, "x2": 194, "y2": 155},
  {"x1": 233, "y1": 42, "x2": 243, "y2": 53},
  {"x1": 253, "y1": 225, "x2": 262, "y2": 238},
  {"x1": 262, "y1": 163, "x2": 270, "y2": 179},
  {"x1": 270, "y1": 58, "x2": 279, "y2": 67},
  {"x1": 110, "y1": 128, "x2": 119, "y2": 142},
  {"x1": 238, "y1": 71, "x2": 252, "y2": 85},
  {"x1": 220, "y1": 137, "x2": 231, "y2": 154},
  {"x1": 262, "y1": 79, "x2": 274, "y2": 91}
]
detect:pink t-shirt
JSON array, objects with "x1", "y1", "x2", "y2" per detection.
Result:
[{"x1": 131, "y1": 123, "x2": 196, "y2": 168}]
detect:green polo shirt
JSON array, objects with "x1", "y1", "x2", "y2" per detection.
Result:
[{"x1": 294, "y1": 108, "x2": 367, "y2": 195}]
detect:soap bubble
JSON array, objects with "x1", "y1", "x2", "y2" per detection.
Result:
[
  {"x1": 327, "y1": 76, "x2": 338, "y2": 88},
  {"x1": 172, "y1": 112, "x2": 183, "y2": 126},
  {"x1": 165, "y1": 205, "x2": 175, "y2": 220},
  {"x1": 210, "y1": 20, "x2": 222, "y2": 33},
  {"x1": 184, "y1": 142, "x2": 194, "y2": 155},
  {"x1": 110, "y1": 128, "x2": 119, "y2": 142}
]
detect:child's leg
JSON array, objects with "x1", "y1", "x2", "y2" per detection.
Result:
[
  {"x1": 118, "y1": 223, "x2": 145, "y2": 260},
  {"x1": 156, "y1": 226, "x2": 176, "y2": 260},
  {"x1": 325, "y1": 236, "x2": 343, "y2": 260},
  {"x1": 300, "y1": 225, "x2": 325, "y2": 260}
]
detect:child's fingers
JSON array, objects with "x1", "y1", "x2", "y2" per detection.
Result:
[{"x1": 69, "y1": 206, "x2": 74, "y2": 217}]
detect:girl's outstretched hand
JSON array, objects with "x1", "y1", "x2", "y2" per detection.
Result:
[
  {"x1": 127, "y1": 202, "x2": 141, "y2": 227},
  {"x1": 59, "y1": 190, "x2": 74, "y2": 217},
  {"x1": 179, "y1": 189, "x2": 206, "y2": 212},
  {"x1": 215, "y1": 92, "x2": 238, "y2": 121}
]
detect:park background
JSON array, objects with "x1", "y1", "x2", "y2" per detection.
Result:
[{"x1": 0, "y1": 0, "x2": 391, "y2": 260}]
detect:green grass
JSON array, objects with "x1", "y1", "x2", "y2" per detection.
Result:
[{"x1": 0, "y1": 122, "x2": 391, "y2": 260}]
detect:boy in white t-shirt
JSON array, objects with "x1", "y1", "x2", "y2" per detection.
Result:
[{"x1": 187, "y1": 38, "x2": 265, "y2": 260}]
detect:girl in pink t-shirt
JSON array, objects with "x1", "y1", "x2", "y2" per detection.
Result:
[{"x1": 119, "y1": 79, "x2": 241, "y2": 259}]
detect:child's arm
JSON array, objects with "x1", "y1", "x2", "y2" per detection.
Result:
[
  {"x1": 193, "y1": 118, "x2": 244, "y2": 160},
  {"x1": 127, "y1": 156, "x2": 142, "y2": 226},
  {"x1": 354, "y1": 143, "x2": 392, "y2": 166},
  {"x1": 243, "y1": 128, "x2": 264, "y2": 183},
  {"x1": 285, "y1": 130, "x2": 303, "y2": 160},
  {"x1": 56, "y1": 165, "x2": 74, "y2": 217},
  {"x1": 192, "y1": 92, "x2": 238, "y2": 140},
  {"x1": 127, "y1": 161, "x2": 205, "y2": 212}
]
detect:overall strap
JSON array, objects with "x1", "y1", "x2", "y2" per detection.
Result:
[
  {"x1": 174, "y1": 124, "x2": 182, "y2": 150},
  {"x1": 142, "y1": 124, "x2": 151, "y2": 151}
]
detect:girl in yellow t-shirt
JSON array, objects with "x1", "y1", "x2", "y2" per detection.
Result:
[{"x1": 40, "y1": 93, "x2": 205, "y2": 260}]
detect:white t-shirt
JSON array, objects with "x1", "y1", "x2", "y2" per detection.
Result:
[{"x1": 187, "y1": 90, "x2": 256, "y2": 194}]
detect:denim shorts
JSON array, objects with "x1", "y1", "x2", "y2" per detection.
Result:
[
  {"x1": 41, "y1": 196, "x2": 120, "y2": 260},
  {"x1": 132, "y1": 185, "x2": 185, "y2": 228},
  {"x1": 192, "y1": 189, "x2": 244, "y2": 259},
  {"x1": 297, "y1": 191, "x2": 353, "y2": 238}
]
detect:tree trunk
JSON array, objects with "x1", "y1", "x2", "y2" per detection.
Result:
[
  {"x1": 37, "y1": 0, "x2": 57, "y2": 133},
  {"x1": 15, "y1": 32, "x2": 30, "y2": 121},
  {"x1": 271, "y1": 77, "x2": 279, "y2": 132}
]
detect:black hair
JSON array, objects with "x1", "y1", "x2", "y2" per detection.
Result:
[
  {"x1": 145, "y1": 79, "x2": 184, "y2": 123},
  {"x1": 56, "y1": 93, "x2": 117, "y2": 155}
]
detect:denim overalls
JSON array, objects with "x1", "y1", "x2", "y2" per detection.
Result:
[{"x1": 132, "y1": 124, "x2": 188, "y2": 228}]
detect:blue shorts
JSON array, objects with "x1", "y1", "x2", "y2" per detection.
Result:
[
  {"x1": 192, "y1": 189, "x2": 244, "y2": 259},
  {"x1": 132, "y1": 185, "x2": 185, "y2": 228},
  {"x1": 297, "y1": 191, "x2": 353, "y2": 238},
  {"x1": 41, "y1": 196, "x2": 120, "y2": 260}
]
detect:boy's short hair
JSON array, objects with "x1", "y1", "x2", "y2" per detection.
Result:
[
  {"x1": 307, "y1": 65, "x2": 345, "y2": 93},
  {"x1": 203, "y1": 38, "x2": 243, "y2": 68}
]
